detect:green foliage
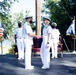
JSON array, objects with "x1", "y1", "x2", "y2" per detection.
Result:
[
  {"x1": 8, "y1": 44, "x2": 15, "y2": 54},
  {"x1": 13, "y1": 12, "x2": 24, "y2": 23},
  {"x1": 2, "y1": 15, "x2": 13, "y2": 38},
  {"x1": 43, "y1": 0, "x2": 76, "y2": 37},
  {"x1": 30, "y1": 24, "x2": 36, "y2": 32},
  {"x1": 0, "y1": 0, "x2": 18, "y2": 18},
  {"x1": 12, "y1": 12, "x2": 25, "y2": 28},
  {"x1": 0, "y1": 0, "x2": 18, "y2": 39}
]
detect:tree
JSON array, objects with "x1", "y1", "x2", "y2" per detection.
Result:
[
  {"x1": 42, "y1": 0, "x2": 76, "y2": 37},
  {"x1": 0, "y1": 0, "x2": 18, "y2": 39}
]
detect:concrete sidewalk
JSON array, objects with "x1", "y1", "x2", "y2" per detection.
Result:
[{"x1": 0, "y1": 53, "x2": 76, "y2": 75}]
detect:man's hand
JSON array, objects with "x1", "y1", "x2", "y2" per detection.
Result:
[
  {"x1": 46, "y1": 43, "x2": 50, "y2": 48},
  {"x1": 36, "y1": 35, "x2": 41, "y2": 39},
  {"x1": 28, "y1": 33, "x2": 41, "y2": 39}
]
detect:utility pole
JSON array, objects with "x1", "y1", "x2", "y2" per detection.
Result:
[
  {"x1": 35, "y1": 0, "x2": 41, "y2": 37},
  {"x1": 33, "y1": 0, "x2": 41, "y2": 54}
]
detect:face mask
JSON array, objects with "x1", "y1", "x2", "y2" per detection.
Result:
[
  {"x1": 52, "y1": 26, "x2": 56, "y2": 28},
  {"x1": 30, "y1": 20, "x2": 33, "y2": 24}
]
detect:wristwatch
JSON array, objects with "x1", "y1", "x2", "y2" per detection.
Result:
[{"x1": 47, "y1": 42, "x2": 49, "y2": 44}]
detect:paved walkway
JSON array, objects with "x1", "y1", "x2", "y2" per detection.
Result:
[{"x1": 0, "y1": 53, "x2": 76, "y2": 75}]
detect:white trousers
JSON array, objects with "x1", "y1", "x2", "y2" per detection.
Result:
[
  {"x1": 40, "y1": 39, "x2": 50, "y2": 67},
  {"x1": 24, "y1": 39, "x2": 32, "y2": 68},
  {"x1": 51, "y1": 39, "x2": 58, "y2": 58},
  {"x1": 16, "y1": 38, "x2": 24, "y2": 59}
]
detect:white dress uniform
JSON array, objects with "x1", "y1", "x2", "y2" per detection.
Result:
[
  {"x1": 14, "y1": 27, "x2": 24, "y2": 59},
  {"x1": 40, "y1": 25, "x2": 52, "y2": 68},
  {"x1": 51, "y1": 29, "x2": 60, "y2": 58},
  {"x1": 23, "y1": 22, "x2": 33, "y2": 69}
]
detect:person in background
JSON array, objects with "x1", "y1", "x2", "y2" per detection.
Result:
[
  {"x1": 23, "y1": 16, "x2": 39, "y2": 70},
  {"x1": 51, "y1": 22, "x2": 60, "y2": 58},
  {"x1": 14, "y1": 21, "x2": 24, "y2": 60},
  {"x1": 40, "y1": 17, "x2": 52, "y2": 69}
]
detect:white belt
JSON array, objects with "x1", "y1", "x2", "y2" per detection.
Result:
[{"x1": 51, "y1": 37, "x2": 54, "y2": 39}]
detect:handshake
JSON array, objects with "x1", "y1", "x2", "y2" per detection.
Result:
[
  {"x1": 35, "y1": 35, "x2": 41, "y2": 39},
  {"x1": 28, "y1": 33, "x2": 41, "y2": 39}
]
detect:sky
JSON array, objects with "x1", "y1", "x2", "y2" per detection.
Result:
[{"x1": 11, "y1": 0, "x2": 43, "y2": 20}]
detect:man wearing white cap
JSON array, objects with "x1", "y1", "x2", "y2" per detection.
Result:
[
  {"x1": 40, "y1": 17, "x2": 52, "y2": 69},
  {"x1": 51, "y1": 22, "x2": 60, "y2": 58},
  {"x1": 23, "y1": 16, "x2": 39, "y2": 70}
]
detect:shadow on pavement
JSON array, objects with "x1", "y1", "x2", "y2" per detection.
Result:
[{"x1": 0, "y1": 53, "x2": 76, "y2": 75}]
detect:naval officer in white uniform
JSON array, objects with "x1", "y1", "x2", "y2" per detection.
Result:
[
  {"x1": 51, "y1": 22, "x2": 60, "y2": 58},
  {"x1": 23, "y1": 16, "x2": 39, "y2": 70},
  {"x1": 14, "y1": 21, "x2": 24, "y2": 60},
  {"x1": 40, "y1": 17, "x2": 52, "y2": 69}
]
